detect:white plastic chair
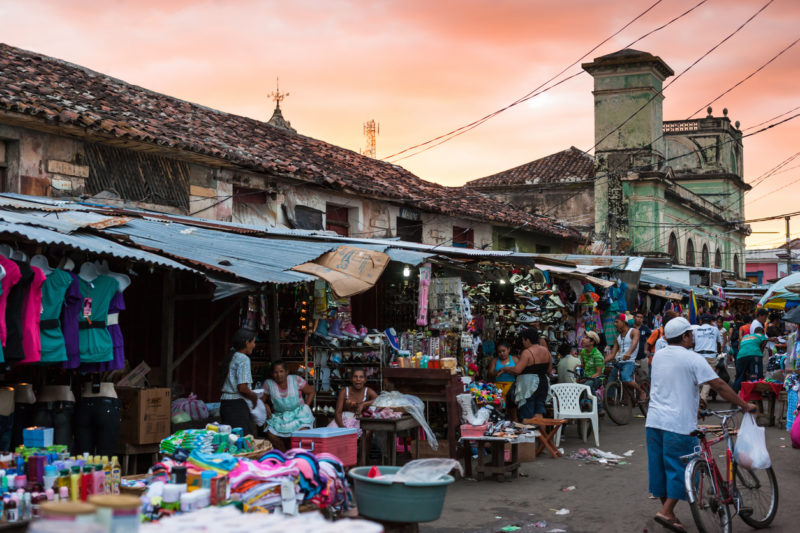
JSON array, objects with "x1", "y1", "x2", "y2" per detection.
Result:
[{"x1": 550, "y1": 383, "x2": 599, "y2": 447}]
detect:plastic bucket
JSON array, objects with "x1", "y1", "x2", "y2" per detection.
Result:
[{"x1": 349, "y1": 466, "x2": 454, "y2": 523}]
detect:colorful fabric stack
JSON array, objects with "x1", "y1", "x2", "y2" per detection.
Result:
[
  {"x1": 467, "y1": 381, "x2": 505, "y2": 409},
  {"x1": 160, "y1": 429, "x2": 256, "y2": 455},
  {"x1": 228, "y1": 448, "x2": 351, "y2": 514}
]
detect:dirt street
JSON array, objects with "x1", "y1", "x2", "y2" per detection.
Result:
[{"x1": 421, "y1": 406, "x2": 800, "y2": 532}]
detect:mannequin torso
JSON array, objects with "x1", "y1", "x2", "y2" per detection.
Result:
[
  {"x1": 37, "y1": 385, "x2": 76, "y2": 403},
  {"x1": 81, "y1": 381, "x2": 117, "y2": 399},
  {"x1": 0, "y1": 387, "x2": 14, "y2": 416},
  {"x1": 14, "y1": 383, "x2": 36, "y2": 404}
]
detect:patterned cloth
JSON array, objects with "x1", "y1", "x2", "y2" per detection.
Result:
[
  {"x1": 221, "y1": 352, "x2": 253, "y2": 400},
  {"x1": 265, "y1": 376, "x2": 314, "y2": 437}
]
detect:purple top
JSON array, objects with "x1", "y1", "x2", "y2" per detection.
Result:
[
  {"x1": 80, "y1": 292, "x2": 125, "y2": 372},
  {"x1": 61, "y1": 272, "x2": 83, "y2": 369}
]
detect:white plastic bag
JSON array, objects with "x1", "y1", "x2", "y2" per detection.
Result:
[
  {"x1": 734, "y1": 413, "x2": 771, "y2": 470},
  {"x1": 372, "y1": 391, "x2": 438, "y2": 450},
  {"x1": 250, "y1": 399, "x2": 268, "y2": 429},
  {"x1": 388, "y1": 458, "x2": 463, "y2": 483}
]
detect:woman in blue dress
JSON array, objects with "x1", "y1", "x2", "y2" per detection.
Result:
[{"x1": 264, "y1": 360, "x2": 315, "y2": 451}]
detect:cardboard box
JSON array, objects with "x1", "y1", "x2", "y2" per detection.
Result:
[{"x1": 117, "y1": 387, "x2": 171, "y2": 444}]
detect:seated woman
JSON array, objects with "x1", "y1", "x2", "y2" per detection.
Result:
[
  {"x1": 264, "y1": 360, "x2": 316, "y2": 451},
  {"x1": 329, "y1": 367, "x2": 377, "y2": 436},
  {"x1": 496, "y1": 328, "x2": 553, "y2": 421},
  {"x1": 488, "y1": 342, "x2": 515, "y2": 400}
]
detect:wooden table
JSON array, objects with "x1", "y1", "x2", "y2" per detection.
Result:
[
  {"x1": 382, "y1": 368, "x2": 463, "y2": 460},
  {"x1": 358, "y1": 415, "x2": 420, "y2": 466},
  {"x1": 459, "y1": 435, "x2": 535, "y2": 481},
  {"x1": 116, "y1": 442, "x2": 160, "y2": 475},
  {"x1": 740, "y1": 381, "x2": 784, "y2": 426}
]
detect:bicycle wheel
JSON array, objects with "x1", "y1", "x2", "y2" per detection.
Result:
[
  {"x1": 733, "y1": 464, "x2": 778, "y2": 528},
  {"x1": 603, "y1": 381, "x2": 632, "y2": 425},
  {"x1": 638, "y1": 378, "x2": 650, "y2": 416},
  {"x1": 686, "y1": 459, "x2": 732, "y2": 533}
]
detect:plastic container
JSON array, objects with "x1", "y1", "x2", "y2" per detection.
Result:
[
  {"x1": 290, "y1": 427, "x2": 358, "y2": 467},
  {"x1": 349, "y1": 465, "x2": 454, "y2": 523},
  {"x1": 460, "y1": 424, "x2": 488, "y2": 438},
  {"x1": 40, "y1": 501, "x2": 97, "y2": 523},
  {"x1": 89, "y1": 495, "x2": 141, "y2": 533}
]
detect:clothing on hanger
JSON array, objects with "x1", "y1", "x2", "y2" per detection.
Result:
[
  {"x1": 20, "y1": 266, "x2": 46, "y2": 363},
  {"x1": 40, "y1": 269, "x2": 81, "y2": 364}
]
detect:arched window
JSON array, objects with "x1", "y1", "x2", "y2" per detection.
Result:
[
  {"x1": 668, "y1": 233, "x2": 679, "y2": 264},
  {"x1": 686, "y1": 239, "x2": 695, "y2": 266},
  {"x1": 702, "y1": 244, "x2": 710, "y2": 268},
  {"x1": 733, "y1": 254, "x2": 740, "y2": 278},
  {"x1": 715, "y1": 249, "x2": 722, "y2": 268}
]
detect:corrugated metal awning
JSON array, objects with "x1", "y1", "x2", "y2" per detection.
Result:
[{"x1": 0, "y1": 220, "x2": 196, "y2": 272}]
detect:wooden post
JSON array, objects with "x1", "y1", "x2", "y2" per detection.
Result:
[
  {"x1": 161, "y1": 271, "x2": 176, "y2": 388},
  {"x1": 267, "y1": 285, "x2": 280, "y2": 360}
]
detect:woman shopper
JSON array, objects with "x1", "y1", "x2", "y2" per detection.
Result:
[
  {"x1": 264, "y1": 360, "x2": 316, "y2": 451},
  {"x1": 488, "y1": 342, "x2": 516, "y2": 399},
  {"x1": 219, "y1": 328, "x2": 259, "y2": 435},
  {"x1": 496, "y1": 328, "x2": 552, "y2": 420}
]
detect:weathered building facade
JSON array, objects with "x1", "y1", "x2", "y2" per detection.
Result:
[
  {"x1": 466, "y1": 49, "x2": 749, "y2": 275},
  {"x1": 0, "y1": 43, "x2": 581, "y2": 252}
]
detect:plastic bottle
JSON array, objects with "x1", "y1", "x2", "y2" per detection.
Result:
[
  {"x1": 161, "y1": 484, "x2": 180, "y2": 512},
  {"x1": 102, "y1": 456, "x2": 111, "y2": 494},
  {"x1": 5, "y1": 495, "x2": 17, "y2": 522},
  {"x1": 70, "y1": 466, "x2": 81, "y2": 502},
  {"x1": 80, "y1": 465, "x2": 93, "y2": 501},
  {"x1": 200, "y1": 471, "x2": 215, "y2": 490},
  {"x1": 111, "y1": 457, "x2": 121, "y2": 495},
  {"x1": 43, "y1": 465, "x2": 58, "y2": 490},
  {"x1": 93, "y1": 464, "x2": 106, "y2": 495},
  {"x1": 59, "y1": 486, "x2": 69, "y2": 502}
]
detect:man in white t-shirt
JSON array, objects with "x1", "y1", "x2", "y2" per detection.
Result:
[
  {"x1": 646, "y1": 317, "x2": 756, "y2": 531},
  {"x1": 694, "y1": 314, "x2": 723, "y2": 403},
  {"x1": 750, "y1": 308, "x2": 769, "y2": 339}
]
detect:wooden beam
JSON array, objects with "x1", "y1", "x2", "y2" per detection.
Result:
[
  {"x1": 160, "y1": 271, "x2": 176, "y2": 387},
  {"x1": 268, "y1": 285, "x2": 280, "y2": 361},
  {"x1": 170, "y1": 299, "x2": 240, "y2": 372}
]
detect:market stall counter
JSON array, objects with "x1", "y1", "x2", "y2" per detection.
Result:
[
  {"x1": 358, "y1": 415, "x2": 420, "y2": 466},
  {"x1": 382, "y1": 368, "x2": 463, "y2": 460}
]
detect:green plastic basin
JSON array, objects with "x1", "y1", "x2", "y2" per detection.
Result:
[{"x1": 349, "y1": 466, "x2": 454, "y2": 523}]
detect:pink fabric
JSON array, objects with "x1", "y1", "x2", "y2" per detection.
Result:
[
  {"x1": 791, "y1": 412, "x2": 800, "y2": 449},
  {"x1": 0, "y1": 256, "x2": 21, "y2": 346},
  {"x1": 21, "y1": 266, "x2": 46, "y2": 363}
]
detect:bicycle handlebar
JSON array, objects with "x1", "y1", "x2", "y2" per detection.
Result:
[{"x1": 698, "y1": 408, "x2": 742, "y2": 418}]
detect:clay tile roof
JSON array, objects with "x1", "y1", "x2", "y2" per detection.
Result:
[
  {"x1": 464, "y1": 147, "x2": 595, "y2": 188},
  {"x1": 0, "y1": 43, "x2": 581, "y2": 241}
]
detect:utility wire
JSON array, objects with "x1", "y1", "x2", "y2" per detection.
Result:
[{"x1": 382, "y1": 0, "x2": 706, "y2": 163}]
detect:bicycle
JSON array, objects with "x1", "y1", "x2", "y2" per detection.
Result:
[
  {"x1": 681, "y1": 409, "x2": 779, "y2": 533},
  {"x1": 602, "y1": 360, "x2": 650, "y2": 425}
]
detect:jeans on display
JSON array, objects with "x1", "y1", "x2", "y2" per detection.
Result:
[
  {"x1": 74, "y1": 397, "x2": 120, "y2": 456},
  {"x1": 0, "y1": 413, "x2": 12, "y2": 451},
  {"x1": 32, "y1": 401, "x2": 75, "y2": 449},
  {"x1": 11, "y1": 402, "x2": 35, "y2": 448}
]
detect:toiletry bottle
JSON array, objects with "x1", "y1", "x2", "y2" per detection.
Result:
[
  {"x1": 70, "y1": 465, "x2": 81, "y2": 501},
  {"x1": 93, "y1": 464, "x2": 106, "y2": 495},
  {"x1": 111, "y1": 456, "x2": 121, "y2": 495}
]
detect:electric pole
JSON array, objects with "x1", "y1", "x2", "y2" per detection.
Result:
[{"x1": 786, "y1": 215, "x2": 792, "y2": 276}]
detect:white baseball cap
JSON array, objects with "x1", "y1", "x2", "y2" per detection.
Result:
[{"x1": 663, "y1": 317, "x2": 699, "y2": 340}]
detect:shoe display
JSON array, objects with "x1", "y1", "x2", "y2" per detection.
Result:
[
  {"x1": 384, "y1": 328, "x2": 400, "y2": 351},
  {"x1": 328, "y1": 319, "x2": 343, "y2": 338},
  {"x1": 342, "y1": 322, "x2": 359, "y2": 337},
  {"x1": 517, "y1": 313, "x2": 539, "y2": 323}
]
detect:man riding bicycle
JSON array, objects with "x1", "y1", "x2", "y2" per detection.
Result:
[
  {"x1": 646, "y1": 317, "x2": 756, "y2": 532},
  {"x1": 605, "y1": 313, "x2": 646, "y2": 402}
]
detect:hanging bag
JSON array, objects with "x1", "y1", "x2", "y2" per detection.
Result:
[{"x1": 734, "y1": 413, "x2": 771, "y2": 470}]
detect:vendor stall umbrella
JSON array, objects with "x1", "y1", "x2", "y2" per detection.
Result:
[
  {"x1": 758, "y1": 271, "x2": 800, "y2": 308},
  {"x1": 782, "y1": 306, "x2": 800, "y2": 324}
]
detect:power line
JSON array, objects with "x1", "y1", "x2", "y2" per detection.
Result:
[
  {"x1": 382, "y1": 0, "x2": 707, "y2": 163},
  {"x1": 686, "y1": 35, "x2": 800, "y2": 119},
  {"x1": 587, "y1": 0, "x2": 774, "y2": 154},
  {"x1": 743, "y1": 104, "x2": 800, "y2": 132}
]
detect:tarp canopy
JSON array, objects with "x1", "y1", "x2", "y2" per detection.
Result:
[{"x1": 758, "y1": 272, "x2": 800, "y2": 307}]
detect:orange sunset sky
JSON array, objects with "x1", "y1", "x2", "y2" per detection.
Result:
[{"x1": 2, "y1": 0, "x2": 799, "y2": 248}]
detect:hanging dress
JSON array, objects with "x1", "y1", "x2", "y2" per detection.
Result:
[
  {"x1": 77, "y1": 275, "x2": 117, "y2": 363},
  {"x1": 265, "y1": 376, "x2": 315, "y2": 437},
  {"x1": 39, "y1": 269, "x2": 79, "y2": 364},
  {"x1": 20, "y1": 266, "x2": 46, "y2": 363}
]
